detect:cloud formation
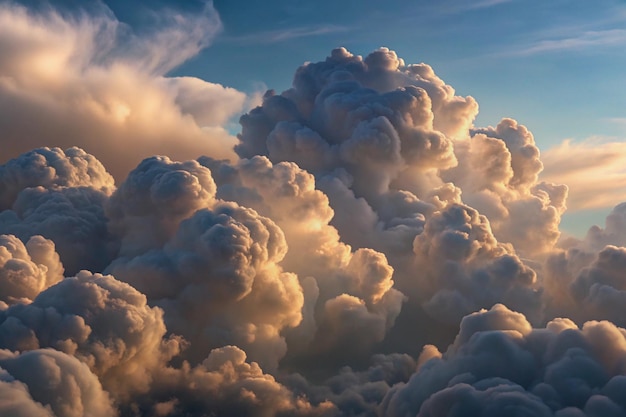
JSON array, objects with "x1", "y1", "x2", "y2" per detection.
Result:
[
  {"x1": 540, "y1": 139, "x2": 626, "y2": 211},
  {"x1": 2, "y1": 4, "x2": 626, "y2": 414},
  {"x1": 0, "y1": 2, "x2": 246, "y2": 182}
]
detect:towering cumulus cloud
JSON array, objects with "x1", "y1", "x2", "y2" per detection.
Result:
[{"x1": 2, "y1": 4, "x2": 626, "y2": 413}]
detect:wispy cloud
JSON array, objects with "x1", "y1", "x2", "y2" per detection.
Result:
[
  {"x1": 463, "y1": 0, "x2": 515, "y2": 11},
  {"x1": 540, "y1": 137, "x2": 626, "y2": 211},
  {"x1": 606, "y1": 117, "x2": 626, "y2": 128},
  {"x1": 223, "y1": 24, "x2": 348, "y2": 45},
  {"x1": 434, "y1": 0, "x2": 515, "y2": 15},
  {"x1": 512, "y1": 29, "x2": 626, "y2": 56}
]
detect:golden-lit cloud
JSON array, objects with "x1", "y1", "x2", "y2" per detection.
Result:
[
  {"x1": 0, "y1": 2, "x2": 247, "y2": 182},
  {"x1": 541, "y1": 138, "x2": 626, "y2": 211},
  {"x1": 2, "y1": 4, "x2": 626, "y2": 411}
]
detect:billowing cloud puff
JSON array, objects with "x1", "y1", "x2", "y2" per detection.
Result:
[
  {"x1": 0, "y1": 148, "x2": 115, "y2": 274},
  {"x1": 0, "y1": 147, "x2": 115, "y2": 211},
  {"x1": 199, "y1": 156, "x2": 405, "y2": 368},
  {"x1": 0, "y1": 271, "x2": 181, "y2": 400},
  {"x1": 0, "y1": 368, "x2": 55, "y2": 417},
  {"x1": 235, "y1": 47, "x2": 473, "y2": 258},
  {"x1": 105, "y1": 155, "x2": 216, "y2": 257},
  {"x1": 0, "y1": 234, "x2": 63, "y2": 306},
  {"x1": 583, "y1": 202, "x2": 626, "y2": 251},
  {"x1": 235, "y1": 47, "x2": 567, "y2": 266},
  {"x1": 382, "y1": 304, "x2": 626, "y2": 417},
  {"x1": 108, "y1": 201, "x2": 303, "y2": 371},
  {"x1": 543, "y1": 202, "x2": 626, "y2": 326},
  {"x1": 0, "y1": 348, "x2": 115, "y2": 417},
  {"x1": 412, "y1": 204, "x2": 541, "y2": 325},
  {"x1": 545, "y1": 243, "x2": 626, "y2": 327},
  {"x1": 0, "y1": 2, "x2": 247, "y2": 181},
  {"x1": 282, "y1": 352, "x2": 417, "y2": 417},
  {"x1": 129, "y1": 345, "x2": 336, "y2": 417},
  {"x1": 444, "y1": 118, "x2": 568, "y2": 256}
]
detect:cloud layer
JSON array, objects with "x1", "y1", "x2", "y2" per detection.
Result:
[{"x1": 2, "y1": 3, "x2": 626, "y2": 416}]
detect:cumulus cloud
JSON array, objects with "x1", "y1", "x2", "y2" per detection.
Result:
[
  {"x1": 382, "y1": 304, "x2": 626, "y2": 417},
  {"x1": 0, "y1": 2, "x2": 247, "y2": 182},
  {"x1": 108, "y1": 200, "x2": 304, "y2": 370},
  {"x1": 236, "y1": 47, "x2": 566, "y2": 263},
  {"x1": 2, "y1": 14, "x2": 626, "y2": 414},
  {"x1": 200, "y1": 155, "x2": 405, "y2": 369},
  {"x1": 0, "y1": 148, "x2": 115, "y2": 275},
  {"x1": 105, "y1": 155, "x2": 216, "y2": 257},
  {"x1": 412, "y1": 203, "x2": 541, "y2": 325},
  {"x1": 0, "y1": 348, "x2": 116, "y2": 417},
  {"x1": 0, "y1": 234, "x2": 63, "y2": 306},
  {"x1": 128, "y1": 345, "x2": 336, "y2": 417},
  {"x1": 0, "y1": 271, "x2": 182, "y2": 401}
]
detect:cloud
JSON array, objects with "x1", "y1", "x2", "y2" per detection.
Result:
[
  {"x1": 0, "y1": 148, "x2": 116, "y2": 275},
  {"x1": 224, "y1": 24, "x2": 349, "y2": 45},
  {"x1": 381, "y1": 304, "x2": 626, "y2": 417},
  {"x1": 0, "y1": 348, "x2": 116, "y2": 417},
  {"x1": 512, "y1": 29, "x2": 626, "y2": 56},
  {"x1": 0, "y1": 271, "x2": 182, "y2": 401},
  {"x1": 540, "y1": 139, "x2": 626, "y2": 211},
  {"x1": 2, "y1": 31, "x2": 626, "y2": 417},
  {"x1": 0, "y1": 2, "x2": 247, "y2": 182},
  {"x1": 0, "y1": 234, "x2": 63, "y2": 306}
]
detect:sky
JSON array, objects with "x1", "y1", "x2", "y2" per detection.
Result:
[{"x1": 2, "y1": 1, "x2": 626, "y2": 416}]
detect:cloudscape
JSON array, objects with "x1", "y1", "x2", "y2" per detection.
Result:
[{"x1": 1, "y1": 1, "x2": 626, "y2": 416}]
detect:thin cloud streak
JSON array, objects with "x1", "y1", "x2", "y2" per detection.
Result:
[
  {"x1": 222, "y1": 24, "x2": 349, "y2": 45},
  {"x1": 511, "y1": 29, "x2": 626, "y2": 56}
]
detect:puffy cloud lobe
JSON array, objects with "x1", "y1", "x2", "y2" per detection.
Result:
[
  {"x1": 280, "y1": 47, "x2": 477, "y2": 139},
  {"x1": 0, "y1": 367, "x2": 55, "y2": 417},
  {"x1": 471, "y1": 118, "x2": 543, "y2": 190},
  {"x1": 0, "y1": 271, "x2": 181, "y2": 400},
  {"x1": 0, "y1": 147, "x2": 115, "y2": 275},
  {"x1": 199, "y1": 156, "x2": 405, "y2": 367},
  {"x1": 545, "y1": 244, "x2": 626, "y2": 327},
  {"x1": 282, "y1": 352, "x2": 417, "y2": 417},
  {"x1": 106, "y1": 155, "x2": 216, "y2": 256},
  {"x1": 236, "y1": 47, "x2": 472, "y2": 258},
  {"x1": 583, "y1": 202, "x2": 626, "y2": 251},
  {"x1": 443, "y1": 118, "x2": 567, "y2": 257},
  {"x1": 412, "y1": 204, "x2": 540, "y2": 324},
  {"x1": 0, "y1": 234, "x2": 63, "y2": 306},
  {"x1": 0, "y1": 349, "x2": 115, "y2": 417},
  {"x1": 235, "y1": 47, "x2": 568, "y2": 286},
  {"x1": 0, "y1": 147, "x2": 115, "y2": 211},
  {"x1": 0, "y1": 2, "x2": 245, "y2": 182},
  {"x1": 544, "y1": 202, "x2": 626, "y2": 326},
  {"x1": 108, "y1": 201, "x2": 303, "y2": 370},
  {"x1": 128, "y1": 345, "x2": 336, "y2": 417},
  {"x1": 381, "y1": 304, "x2": 626, "y2": 417},
  {"x1": 0, "y1": 186, "x2": 112, "y2": 275}
]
